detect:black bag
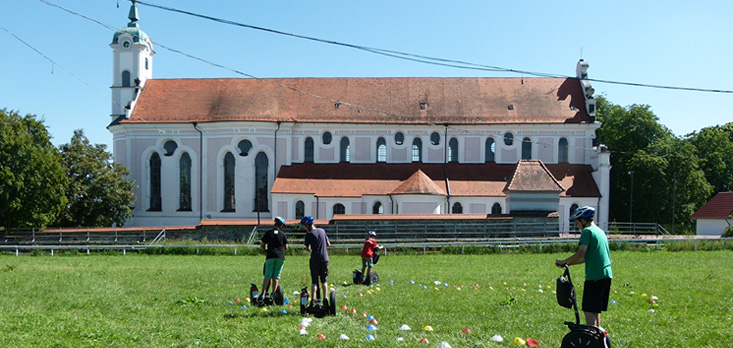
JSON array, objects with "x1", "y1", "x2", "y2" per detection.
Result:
[{"x1": 556, "y1": 267, "x2": 576, "y2": 309}]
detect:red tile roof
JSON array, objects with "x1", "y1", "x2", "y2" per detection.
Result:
[
  {"x1": 390, "y1": 170, "x2": 446, "y2": 195},
  {"x1": 691, "y1": 192, "x2": 733, "y2": 219},
  {"x1": 506, "y1": 160, "x2": 564, "y2": 192},
  {"x1": 332, "y1": 214, "x2": 512, "y2": 221},
  {"x1": 271, "y1": 162, "x2": 599, "y2": 198},
  {"x1": 125, "y1": 77, "x2": 591, "y2": 125}
]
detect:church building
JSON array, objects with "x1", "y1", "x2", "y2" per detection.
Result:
[{"x1": 108, "y1": 3, "x2": 610, "y2": 231}]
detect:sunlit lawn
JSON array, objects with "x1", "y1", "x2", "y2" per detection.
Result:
[{"x1": 0, "y1": 251, "x2": 730, "y2": 347}]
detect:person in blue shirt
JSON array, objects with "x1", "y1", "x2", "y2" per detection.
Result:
[{"x1": 301, "y1": 216, "x2": 330, "y2": 304}]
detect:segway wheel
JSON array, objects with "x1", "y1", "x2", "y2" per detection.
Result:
[
  {"x1": 353, "y1": 270, "x2": 364, "y2": 285},
  {"x1": 328, "y1": 291, "x2": 337, "y2": 316},
  {"x1": 372, "y1": 251, "x2": 380, "y2": 265},
  {"x1": 273, "y1": 285, "x2": 284, "y2": 306},
  {"x1": 368, "y1": 271, "x2": 379, "y2": 285},
  {"x1": 561, "y1": 329, "x2": 606, "y2": 348}
]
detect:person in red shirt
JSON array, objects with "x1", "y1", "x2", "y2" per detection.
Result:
[{"x1": 360, "y1": 231, "x2": 383, "y2": 281}]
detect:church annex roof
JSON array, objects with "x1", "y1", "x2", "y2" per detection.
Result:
[
  {"x1": 271, "y1": 162, "x2": 598, "y2": 198},
  {"x1": 506, "y1": 160, "x2": 564, "y2": 192},
  {"x1": 124, "y1": 77, "x2": 592, "y2": 125},
  {"x1": 390, "y1": 170, "x2": 446, "y2": 195}
]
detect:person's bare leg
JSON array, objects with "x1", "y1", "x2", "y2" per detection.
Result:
[{"x1": 584, "y1": 311, "x2": 600, "y2": 326}]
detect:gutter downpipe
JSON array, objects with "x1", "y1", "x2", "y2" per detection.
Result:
[
  {"x1": 443, "y1": 124, "x2": 451, "y2": 214},
  {"x1": 388, "y1": 193, "x2": 395, "y2": 214},
  {"x1": 315, "y1": 195, "x2": 320, "y2": 220},
  {"x1": 271, "y1": 121, "x2": 281, "y2": 222},
  {"x1": 192, "y1": 122, "x2": 204, "y2": 224}
]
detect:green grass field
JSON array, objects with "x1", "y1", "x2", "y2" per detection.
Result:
[{"x1": 0, "y1": 251, "x2": 730, "y2": 347}]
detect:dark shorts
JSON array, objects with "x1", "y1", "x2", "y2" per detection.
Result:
[
  {"x1": 582, "y1": 277, "x2": 612, "y2": 313},
  {"x1": 309, "y1": 260, "x2": 329, "y2": 285}
]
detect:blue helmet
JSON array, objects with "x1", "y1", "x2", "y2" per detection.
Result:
[
  {"x1": 274, "y1": 217, "x2": 286, "y2": 226},
  {"x1": 300, "y1": 216, "x2": 314, "y2": 226},
  {"x1": 570, "y1": 206, "x2": 595, "y2": 221}
]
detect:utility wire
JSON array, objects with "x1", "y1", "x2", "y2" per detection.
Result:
[
  {"x1": 37, "y1": 0, "x2": 705, "y2": 162},
  {"x1": 0, "y1": 24, "x2": 113, "y2": 102},
  {"x1": 133, "y1": 0, "x2": 733, "y2": 94}
]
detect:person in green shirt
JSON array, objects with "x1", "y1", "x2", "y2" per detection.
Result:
[{"x1": 555, "y1": 206, "x2": 613, "y2": 327}]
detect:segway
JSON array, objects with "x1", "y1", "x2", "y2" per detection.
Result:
[
  {"x1": 250, "y1": 283, "x2": 285, "y2": 307},
  {"x1": 353, "y1": 246, "x2": 380, "y2": 285},
  {"x1": 353, "y1": 269, "x2": 379, "y2": 286},
  {"x1": 557, "y1": 266, "x2": 611, "y2": 348},
  {"x1": 299, "y1": 284, "x2": 336, "y2": 318}
]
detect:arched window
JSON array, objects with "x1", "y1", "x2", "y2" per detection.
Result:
[
  {"x1": 485, "y1": 138, "x2": 495, "y2": 163},
  {"x1": 395, "y1": 132, "x2": 404, "y2": 145},
  {"x1": 503, "y1": 132, "x2": 514, "y2": 146},
  {"x1": 452, "y1": 202, "x2": 463, "y2": 214},
  {"x1": 223, "y1": 152, "x2": 235, "y2": 212},
  {"x1": 430, "y1": 132, "x2": 441, "y2": 146},
  {"x1": 238, "y1": 139, "x2": 252, "y2": 157},
  {"x1": 412, "y1": 138, "x2": 422, "y2": 162},
  {"x1": 149, "y1": 152, "x2": 161, "y2": 211},
  {"x1": 333, "y1": 203, "x2": 345, "y2": 216},
  {"x1": 558, "y1": 138, "x2": 569, "y2": 163},
  {"x1": 164, "y1": 140, "x2": 178, "y2": 156},
  {"x1": 304, "y1": 137, "x2": 314, "y2": 163},
  {"x1": 179, "y1": 153, "x2": 192, "y2": 211},
  {"x1": 340, "y1": 137, "x2": 350, "y2": 162},
  {"x1": 521, "y1": 137, "x2": 532, "y2": 160},
  {"x1": 122, "y1": 70, "x2": 131, "y2": 87},
  {"x1": 448, "y1": 138, "x2": 458, "y2": 163},
  {"x1": 491, "y1": 203, "x2": 502, "y2": 215},
  {"x1": 322, "y1": 131, "x2": 332, "y2": 145},
  {"x1": 254, "y1": 152, "x2": 269, "y2": 212},
  {"x1": 377, "y1": 137, "x2": 387, "y2": 163},
  {"x1": 295, "y1": 200, "x2": 305, "y2": 220},
  {"x1": 372, "y1": 201, "x2": 383, "y2": 214}
]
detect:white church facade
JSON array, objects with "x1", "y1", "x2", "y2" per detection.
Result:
[{"x1": 108, "y1": 3, "x2": 610, "y2": 231}]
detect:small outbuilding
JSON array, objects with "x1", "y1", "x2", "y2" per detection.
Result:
[{"x1": 691, "y1": 192, "x2": 733, "y2": 236}]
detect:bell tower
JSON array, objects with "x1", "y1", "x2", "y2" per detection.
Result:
[{"x1": 110, "y1": 0, "x2": 154, "y2": 122}]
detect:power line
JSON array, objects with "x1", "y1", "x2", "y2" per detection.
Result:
[
  {"x1": 133, "y1": 0, "x2": 733, "y2": 95},
  {"x1": 0, "y1": 24, "x2": 112, "y2": 102},
  {"x1": 36, "y1": 0, "x2": 704, "y2": 162}
]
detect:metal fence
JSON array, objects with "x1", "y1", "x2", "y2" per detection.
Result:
[
  {"x1": 1, "y1": 222, "x2": 673, "y2": 247},
  {"x1": 0, "y1": 237, "x2": 729, "y2": 256}
]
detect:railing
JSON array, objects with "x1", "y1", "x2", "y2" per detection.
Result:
[
  {"x1": 2, "y1": 222, "x2": 672, "y2": 247},
  {"x1": 600, "y1": 222, "x2": 668, "y2": 236},
  {"x1": 253, "y1": 221, "x2": 564, "y2": 243},
  {"x1": 246, "y1": 226, "x2": 258, "y2": 245},
  {"x1": 149, "y1": 229, "x2": 166, "y2": 245},
  {"x1": 0, "y1": 237, "x2": 729, "y2": 256},
  {"x1": 2, "y1": 228, "x2": 162, "y2": 245}
]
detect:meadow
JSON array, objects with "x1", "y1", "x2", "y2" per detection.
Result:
[{"x1": 0, "y1": 250, "x2": 730, "y2": 347}]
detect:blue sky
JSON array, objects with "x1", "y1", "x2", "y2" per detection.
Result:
[{"x1": 2, "y1": 1, "x2": 731, "y2": 150}]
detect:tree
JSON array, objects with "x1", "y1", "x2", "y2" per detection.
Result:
[
  {"x1": 55, "y1": 130, "x2": 136, "y2": 227},
  {"x1": 0, "y1": 109, "x2": 67, "y2": 231},
  {"x1": 686, "y1": 123, "x2": 733, "y2": 195},
  {"x1": 594, "y1": 97, "x2": 711, "y2": 228}
]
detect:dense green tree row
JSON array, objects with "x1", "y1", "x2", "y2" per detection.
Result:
[
  {"x1": 0, "y1": 109, "x2": 135, "y2": 231},
  {"x1": 595, "y1": 97, "x2": 732, "y2": 231}
]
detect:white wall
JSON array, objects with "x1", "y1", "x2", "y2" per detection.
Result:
[
  {"x1": 696, "y1": 219, "x2": 730, "y2": 236},
  {"x1": 111, "y1": 121, "x2": 603, "y2": 227}
]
